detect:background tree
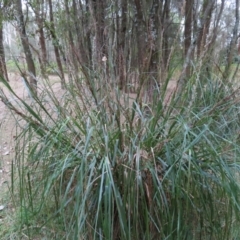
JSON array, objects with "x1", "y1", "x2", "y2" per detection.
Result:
[
  {"x1": 223, "y1": 0, "x2": 239, "y2": 79},
  {"x1": 16, "y1": 0, "x2": 37, "y2": 91},
  {"x1": 0, "y1": 0, "x2": 237, "y2": 92},
  {"x1": 47, "y1": 0, "x2": 66, "y2": 88},
  {"x1": 27, "y1": 0, "x2": 48, "y2": 78},
  {"x1": 0, "y1": 1, "x2": 9, "y2": 81}
]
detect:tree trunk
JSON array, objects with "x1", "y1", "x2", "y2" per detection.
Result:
[
  {"x1": 223, "y1": 0, "x2": 239, "y2": 79},
  {"x1": 184, "y1": 0, "x2": 193, "y2": 79},
  {"x1": 209, "y1": 0, "x2": 225, "y2": 49},
  {"x1": 16, "y1": 0, "x2": 37, "y2": 92},
  {"x1": 118, "y1": 0, "x2": 127, "y2": 90},
  {"x1": 177, "y1": 0, "x2": 195, "y2": 93},
  {"x1": 35, "y1": 0, "x2": 48, "y2": 78},
  {"x1": 197, "y1": 0, "x2": 215, "y2": 57},
  {"x1": 48, "y1": 0, "x2": 66, "y2": 89},
  {"x1": 64, "y1": 0, "x2": 78, "y2": 83},
  {"x1": 73, "y1": 0, "x2": 90, "y2": 70},
  {"x1": 92, "y1": 0, "x2": 106, "y2": 69},
  {"x1": 0, "y1": 17, "x2": 9, "y2": 81},
  {"x1": 162, "y1": 0, "x2": 170, "y2": 72},
  {"x1": 134, "y1": 0, "x2": 145, "y2": 71}
]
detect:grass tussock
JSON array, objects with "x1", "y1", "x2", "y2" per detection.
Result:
[{"x1": 0, "y1": 71, "x2": 240, "y2": 239}]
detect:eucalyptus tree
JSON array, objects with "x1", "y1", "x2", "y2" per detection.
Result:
[
  {"x1": 6, "y1": 0, "x2": 240, "y2": 94},
  {"x1": 47, "y1": 0, "x2": 66, "y2": 88},
  {"x1": 27, "y1": 0, "x2": 48, "y2": 78},
  {"x1": 0, "y1": 0, "x2": 10, "y2": 81},
  {"x1": 16, "y1": 0, "x2": 37, "y2": 91},
  {"x1": 53, "y1": 0, "x2": 184, "y2": 97},
  {"x1": 223, "y1": 0, "x2": 239, "y2": 79}
]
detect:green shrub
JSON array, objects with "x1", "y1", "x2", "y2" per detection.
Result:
[{"x1": 1, "y1": 74, "x2": 240, "y2": 239}]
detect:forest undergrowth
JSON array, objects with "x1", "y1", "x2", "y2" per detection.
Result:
[{"x1": 0, "y1": 68, "x2": 240, "y2": 239}]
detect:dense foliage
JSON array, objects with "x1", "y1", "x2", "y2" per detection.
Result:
[{"x1": 1, "y1": 0, "x2": 240, "y2": 239}]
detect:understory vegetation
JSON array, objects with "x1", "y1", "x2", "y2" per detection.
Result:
[
  {"x1": 1, "y1": 67, "x2": 240, "y2": 239},
  {"x1": 1, "y1": 0, "x2": 240, "y2": 239}
]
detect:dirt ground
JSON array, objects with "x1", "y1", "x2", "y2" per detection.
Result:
[
  {"x1": 0, "y1": 73, "x2": 64, "y2": 206},
  {"x1": 0, "y1": 74, "x2": 26, "y2": 202}
]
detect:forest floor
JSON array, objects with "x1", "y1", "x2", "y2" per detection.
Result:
[
  {"x1": 0, "y1": 73, "x2": 65, "y2": 224},
  {"x1": 0, "y1": 74, "x2": 26, "y2": 203}
]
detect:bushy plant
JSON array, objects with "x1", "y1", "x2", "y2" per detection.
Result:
[{"x1": 1, "y1": 71, "x2": 240, "y2": 239}]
